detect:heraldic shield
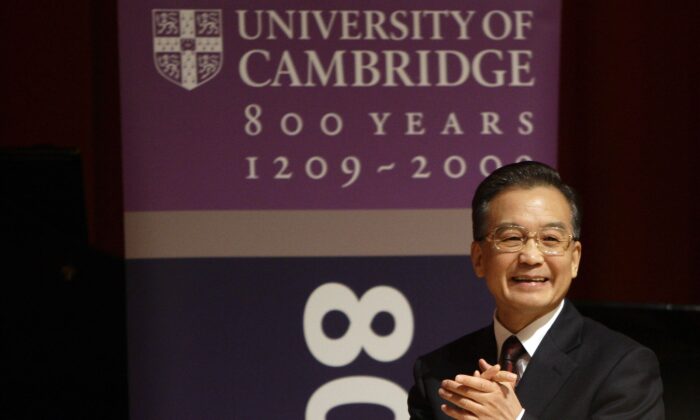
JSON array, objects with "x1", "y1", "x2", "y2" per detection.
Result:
[{"x1": 152, "y1": 9, "x2": 223, "y2": 90}]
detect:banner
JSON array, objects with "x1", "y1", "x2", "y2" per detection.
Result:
[{"x1": 119, "y1": 1, "x2": 561, "y2": 418}]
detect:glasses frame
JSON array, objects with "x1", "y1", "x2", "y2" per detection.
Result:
[{"x1": 482, "y1": 224, "x2": 576, "y2": 256}]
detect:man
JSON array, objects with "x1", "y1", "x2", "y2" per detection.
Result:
[{"x1": 408, "y1": 161, "x2": 664, "y2": 419}]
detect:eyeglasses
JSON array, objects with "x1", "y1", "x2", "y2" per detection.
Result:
[{"x1": 482, "y1": 225, "x2": 576, "y2": 256}]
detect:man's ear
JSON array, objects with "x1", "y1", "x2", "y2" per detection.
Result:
[
  {"x1": 571, "y1": 241, "x2": 582, "y2": 278},
  {"x1": 471, "y1": 241, "x2": 485, "y2": 278}
]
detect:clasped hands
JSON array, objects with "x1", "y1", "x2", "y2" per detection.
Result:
[{"x1": 438, "y1": 359, "x2": 523, "y2": 419}]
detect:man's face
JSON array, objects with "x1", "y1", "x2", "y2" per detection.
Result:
[{"x1": 471, "y1": 186, "x2": 582, "y2": 329}]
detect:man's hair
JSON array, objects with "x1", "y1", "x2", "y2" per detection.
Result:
[{"x1": 471, "y1": 161, "x2": 581, "y2": 241}]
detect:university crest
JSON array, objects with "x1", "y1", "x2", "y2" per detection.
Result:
[{"x1": 152, "y1": 9, "x2": 223, "y2": 90}]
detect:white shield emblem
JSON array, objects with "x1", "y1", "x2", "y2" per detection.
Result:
[{"x1": 152, "y1": 9, "x2": 223, "y2": 90}]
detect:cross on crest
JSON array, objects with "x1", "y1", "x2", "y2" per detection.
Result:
[{"x1": 152, "y1": 9, "x2": 223, "y2": 90}]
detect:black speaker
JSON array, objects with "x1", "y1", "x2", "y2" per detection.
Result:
[
  {"x1": 575, "y1": 301, "x2": 700, "y2": 420},
  {"x1": 1, "y1": 147, "x2": 127, "y2": 419}
]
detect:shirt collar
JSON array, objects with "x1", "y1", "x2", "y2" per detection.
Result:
[{"x1": 493, "y1": 299, "x2": 565, "y2": 359}]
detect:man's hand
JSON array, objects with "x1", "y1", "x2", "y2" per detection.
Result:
[
  {"x1": 438, "y1": 361, "x2": 522, "y2": 419},
  {"x1": 476, "y1": 359, "x2": 517, "y2": 383}
]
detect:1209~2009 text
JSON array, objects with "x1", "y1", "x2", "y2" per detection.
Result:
[{"x1": 244, "y1": 154, "x2": 531, "y2": 187}]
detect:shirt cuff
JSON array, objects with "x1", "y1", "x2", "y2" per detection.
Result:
[{"x1": 516, "y1": 408, "x2": 525, "y2": 420}]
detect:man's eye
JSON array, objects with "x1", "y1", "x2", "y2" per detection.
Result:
[{"x1": 501, "y1": 236, "x2": 523, "y2": 242}]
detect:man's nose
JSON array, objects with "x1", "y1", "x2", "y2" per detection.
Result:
[{"x1": 518, "y1": 237, "x2": 544, "y2": 265}]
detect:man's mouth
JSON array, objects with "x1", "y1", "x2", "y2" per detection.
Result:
[{"x1": 511, "y1": 276, "x2": 548, "y2": 283}]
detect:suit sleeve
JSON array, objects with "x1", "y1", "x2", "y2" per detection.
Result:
[
  {"x1": 521, "y1": 410, "x2": 538, "y2": 420},
  {"x1": 408, "y1": 358, "x2": 436, "y2": 420},
  {"x1": 589, "y1": 346, "x2": 665, "y2": 419}
]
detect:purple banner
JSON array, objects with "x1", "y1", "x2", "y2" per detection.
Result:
[
  {"x1": 119, "y1": 1, "x2": 561, "y2": 418},
  {"x1": 120, "y1": 1, "x2": 561, "y2": 212},
  {"x1": 126, "y1": 257, "x2": 494, "y2": 419}
]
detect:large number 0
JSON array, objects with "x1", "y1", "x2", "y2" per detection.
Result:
[
  {"x1": 305, "y1": 376, "x2": 409, "y2": 420},
  {"x1": 303, "y1": 283, "x2": 414, "y2": 367}
]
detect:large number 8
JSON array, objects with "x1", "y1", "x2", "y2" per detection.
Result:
[{"x1": 303, "y1": 282, "x2": 414, "y2": 367}]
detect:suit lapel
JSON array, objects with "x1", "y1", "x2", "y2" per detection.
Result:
[
  {"x1": 434, "y1": 326, "x2": 498, "y2": 420},
  {"x1": 421, "y1": 325, "x2": 498, "y2": 420},
  {"x1": 445, "y1": 325, "x2": 498, "y2": 378},
  {"x1": 515, "y1": 301, "x2": 583, "y2": 416}
]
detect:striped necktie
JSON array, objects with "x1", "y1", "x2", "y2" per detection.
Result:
[{"x1": 499, "y1": 335, "x2": 526, "y2": 381}]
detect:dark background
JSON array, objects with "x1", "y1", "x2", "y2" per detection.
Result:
[{"x1": 2, "y1": 1, "x2": 698, "y2": 418}]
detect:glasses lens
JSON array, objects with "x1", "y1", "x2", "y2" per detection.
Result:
[
  {"x1": 491, "y1": 226, "x2": 571, "y2": 254},
  {"x1": 493, "y1": 226, "x2": 526, "y2": 251},
  {"x1": 538, "y1": 228, "x2": 569, "y2": 253}
]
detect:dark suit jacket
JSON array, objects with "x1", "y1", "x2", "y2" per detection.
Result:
[{"x1": 408, "y1": 300, "x2": 664, "y2": 419}]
